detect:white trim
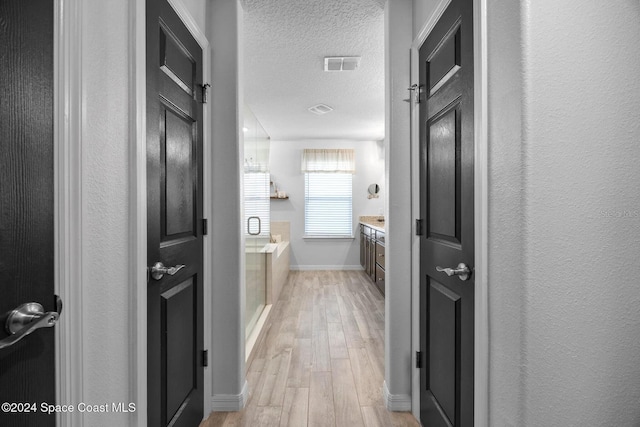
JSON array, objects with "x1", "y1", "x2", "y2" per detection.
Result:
[
  {"x1": 473, "y1": 0, "x2": 489, "y2": 426},
  {"x1": 383, "y1": 381, "x2": 412, "y2": 412},
  {"x1": 413, "y1": 0, "x2": 452, "y2": 54},
  {"x1": 210, "y1": 381, "x2": 249, "y2": 412},
  {"x1": 131, "y1": 0, "x2": 212, "y2": 424},
  {"x1": 167, "y1": 0, "x2": 208, "y2": 47},
  {"x1": 55, "y1": 0, "x2": 85, "y2": 425},
  {"x1": 409, "y1": 0, "x2": 489, "y2": 425},
  {"x1": 130, "y1": 0, "x2": 148, "y2": 426},
  {"x1": 290, "y1": 265, "x2": 364, "y2": 271}
]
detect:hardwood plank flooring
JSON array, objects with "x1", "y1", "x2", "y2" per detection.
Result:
[{"x1": 200, "y1": 270, "x2": 419, "y2": 427}]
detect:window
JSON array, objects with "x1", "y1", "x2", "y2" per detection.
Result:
[
  {"x1": 244, "y1": 171, "x2": 270, "y2": 237},
  {"x1": 302, "y1": 149, "x2": 355, "y2": 238},
  {"x1": 304, "y1": 173, "x2": 353, "y2": 237}
]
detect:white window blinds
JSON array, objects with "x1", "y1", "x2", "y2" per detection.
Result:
[
  {"x1": 244, "y1": 172, "x2": 270, "y2": 237},
  {"x1": 303, "y1": 149, "x2": 354, "y2": 237}
]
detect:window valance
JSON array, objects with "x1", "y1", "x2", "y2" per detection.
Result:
[{"x1": 301, "y1": 148, "x2": 355, "y2": 173}]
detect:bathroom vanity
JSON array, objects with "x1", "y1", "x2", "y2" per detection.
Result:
[{"x1": 359, "y1": 216, "x2": 385, "y2": 296}]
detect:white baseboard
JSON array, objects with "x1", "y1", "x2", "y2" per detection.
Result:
[
  {"x1": 210, "y1": 380, "x2": 249, "y2": 411},
  {"x1": 383, "y1": 381, "x2": 412, "y2": 412},
  {"x1": 290, "y1": 265, "x2": 364, "y2": 271}
]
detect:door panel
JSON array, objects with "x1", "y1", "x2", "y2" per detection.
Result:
[
  {"x1": 162, "y1": 106, "x2": 196, "y2": 238},
  {"x1": 428, "y1": 279, "x2": 461, "y2": 424},
  {"x1": 147, "y1": 0, "x2": 204, "y2": 425},
  {"x1": 0, "y1": 1, "x2": 56, "y2": 425},
  {"x1": 419, "y1": 0, "x2": 474, "y2": 425},
  {"x1": 163, "y1": 278, "x2": 195, "y2": 421},
  {"x1": 428, "y1": 103, "x2": 461, "y2": 245},
  {"x1": 428, "y1": 24, "x2": 461, "y2": 96}
]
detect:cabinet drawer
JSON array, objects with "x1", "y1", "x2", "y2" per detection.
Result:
[
  {"x1": 375, "y1": 264, "x2": 385, "y2": 296},
  {"x1": 375, "y1": 242, "x2": 385, "y2": 268}
]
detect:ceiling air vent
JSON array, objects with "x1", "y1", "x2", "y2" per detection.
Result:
[
  {"x1": 308, "y1": 104, "x2": 333, "y2": 115},
  {"x1": 324, "y1": 56, "x2": 361, "y2": 72}
]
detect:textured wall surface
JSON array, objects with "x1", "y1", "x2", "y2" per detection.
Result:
[
  {"x1": 81, "y1": 0, "x2": 132, "y2": 424},
  {"x1": 520, "y1": 1, "x2": 640, "y2": 425},
  {"x1": 485, "y1": 0, "x2": 526, "y2": 425},
  {"x1": 80, "y1": 0, "x2": 211, "y2": 424},
  {"x1": 208, "y1": 0, "x2": 247, "y2": 402},
  {"x1": 413, "y1": 0, "x2": 640, "y2": 425},
  {"x1": 385, "y1": 0, "x2": 414, "y2": 403},
  {"x1": 269, "y1": 139, "x2": 385, "y2": 269}
]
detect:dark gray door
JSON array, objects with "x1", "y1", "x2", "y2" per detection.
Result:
[
  {"x1": 146, "y1": 0, "x2": 205, "y2": 425},
  {"x1": 419, "y1": 0, "x2": 475, "y2": 425},
  {"x1": 0, "y1": 1, "x2": 57, "y2": 426}
]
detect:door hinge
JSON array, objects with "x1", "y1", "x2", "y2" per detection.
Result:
[
  {"x1": 416, "y1": 219, "x2": 424, "y2": 236},
  {"x1": 407, "y1": 84, "x2": 423, "y2": 104},
  {"x1": 203, "y1": 350, "x2": 209, "y2": 367},
  {"x1": 202, "y1": 218, "x2": 208, "y2": 236},
  {"x1": 416, "y1": 351, "x2": 422, "y2": 369},
  {"x1": 200, "y1": 83, "x2": 211, "y2": 103}
]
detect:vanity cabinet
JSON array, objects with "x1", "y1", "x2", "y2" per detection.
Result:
[
  {"x1": 360, "y1": 227, "x2": 366, "y2": 267},
  {"x1": 360, "y1": 223, "x2": 385, "y2": 296}
]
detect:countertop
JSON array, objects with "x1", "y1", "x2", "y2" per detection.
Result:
[{"x1": 359, "y1": 216, "x2": 385, "y2": 233}]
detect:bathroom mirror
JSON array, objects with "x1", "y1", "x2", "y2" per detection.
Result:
[{"x1": 367, "y1": 183, "x2": 380, "y2": 198}]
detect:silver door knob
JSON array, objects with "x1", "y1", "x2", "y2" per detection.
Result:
[
  {"x1": 150, "y1": 262, "x2": 186, "y2": 280},
  {"x1": 435, "y1": 263, "x2": 471, "y2": 281},
  {"x1": 0, "y1": 296, "x2": 63, "y2": 350}
]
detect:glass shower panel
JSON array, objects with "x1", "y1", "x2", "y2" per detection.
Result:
[{"x1": 244, "y1": 106, "x2": 270, "y2": 339}]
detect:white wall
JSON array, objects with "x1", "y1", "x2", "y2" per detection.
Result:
[
  {"x1": 412, "y1": 0, "x2": 440, "y2": 36},
  {"x1": 483, "y1": 0, "x2": 640, "y2": 425},
  {"x1": 384, "y1": 0, "x2": 414, "y2": 410},
  {"x1": 179, "y1": 0, "x2": 206, "y2": 31},
  {"x1": 78, "y1": 0, "x2": 213, "y2": 424},
  {"x1": 411, "y1": 1, "x2": 640, "y2": 425},
  {"x1": 485, "y1": 0, "x2": 526, "y2": 425},
  {"x1": 269, "y1": 139, "x2": 385, "y2": 269},
  {"x1": 207, "y1": 0, "x2": 247, "y2": 409},
  {"x1": 517, "y1": 1, "x2": 640, "y2": 425},
  {"x1": 80, "y1": 0, "x2": 133, "y2": 424}
]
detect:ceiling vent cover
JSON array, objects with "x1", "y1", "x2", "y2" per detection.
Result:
[
  {"x1": 324, "y1": 56, "x2": 361, "y2": 72},
  {"x1": 308, "y1": 103, "x2": 333, "y2": 115}
]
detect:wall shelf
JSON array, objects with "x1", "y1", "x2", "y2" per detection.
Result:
[{"x1": 270, "y1": 196, "x2": 289, "y2": 200}]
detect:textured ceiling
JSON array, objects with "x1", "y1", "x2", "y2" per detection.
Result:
[{"x1": 241, "y1": 0, "x2": 385, "y2": 141}]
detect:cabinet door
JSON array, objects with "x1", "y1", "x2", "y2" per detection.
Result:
[
  {"x1": 360, "y1": 231, "x2": 365, "y2": 268},
  {"x1": 375, "y1": 242, "x2": 385, "y2": 269},
  {"x1": 369, "y1": 238, "x2": 376, "y2": 280},
  {"x1": 375, "y1": 264, "x2": 385, "y2": 296},
  {"x1": 365, "y1": 236, "x2": 371, "y2": 275}
]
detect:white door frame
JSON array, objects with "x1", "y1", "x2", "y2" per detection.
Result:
[
  {"x1": 54, "y1": 0, "x2": 85, "y2": 425},
  {"x1": 409, "y1": 0, "x2": 488, "y2": 425},
  {"x1": 55, "y1": 1, "x2": 212, "y2": 425}
]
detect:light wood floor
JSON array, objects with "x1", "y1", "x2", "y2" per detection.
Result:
[{"x1": 200, "y1": 270, "x2": 420, "y2": 427}]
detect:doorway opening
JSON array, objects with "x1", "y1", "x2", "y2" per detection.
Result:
[{"x1": 226, "y1": 0, "x2": 400, "y2": 425}]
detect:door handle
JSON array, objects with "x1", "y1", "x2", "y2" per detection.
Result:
[
  {"x1": 0, "y1": 296, "x2": 63, "y2": 350},
  {"x1": 435, "y1": 263, "x2": 471, "y2": 281},
  {"x1": 247, "y1": 216, "x2": 261, "y2": 236},
  {"x1": 150, "y1": 262, "x2": 186, "y2": 280}
]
